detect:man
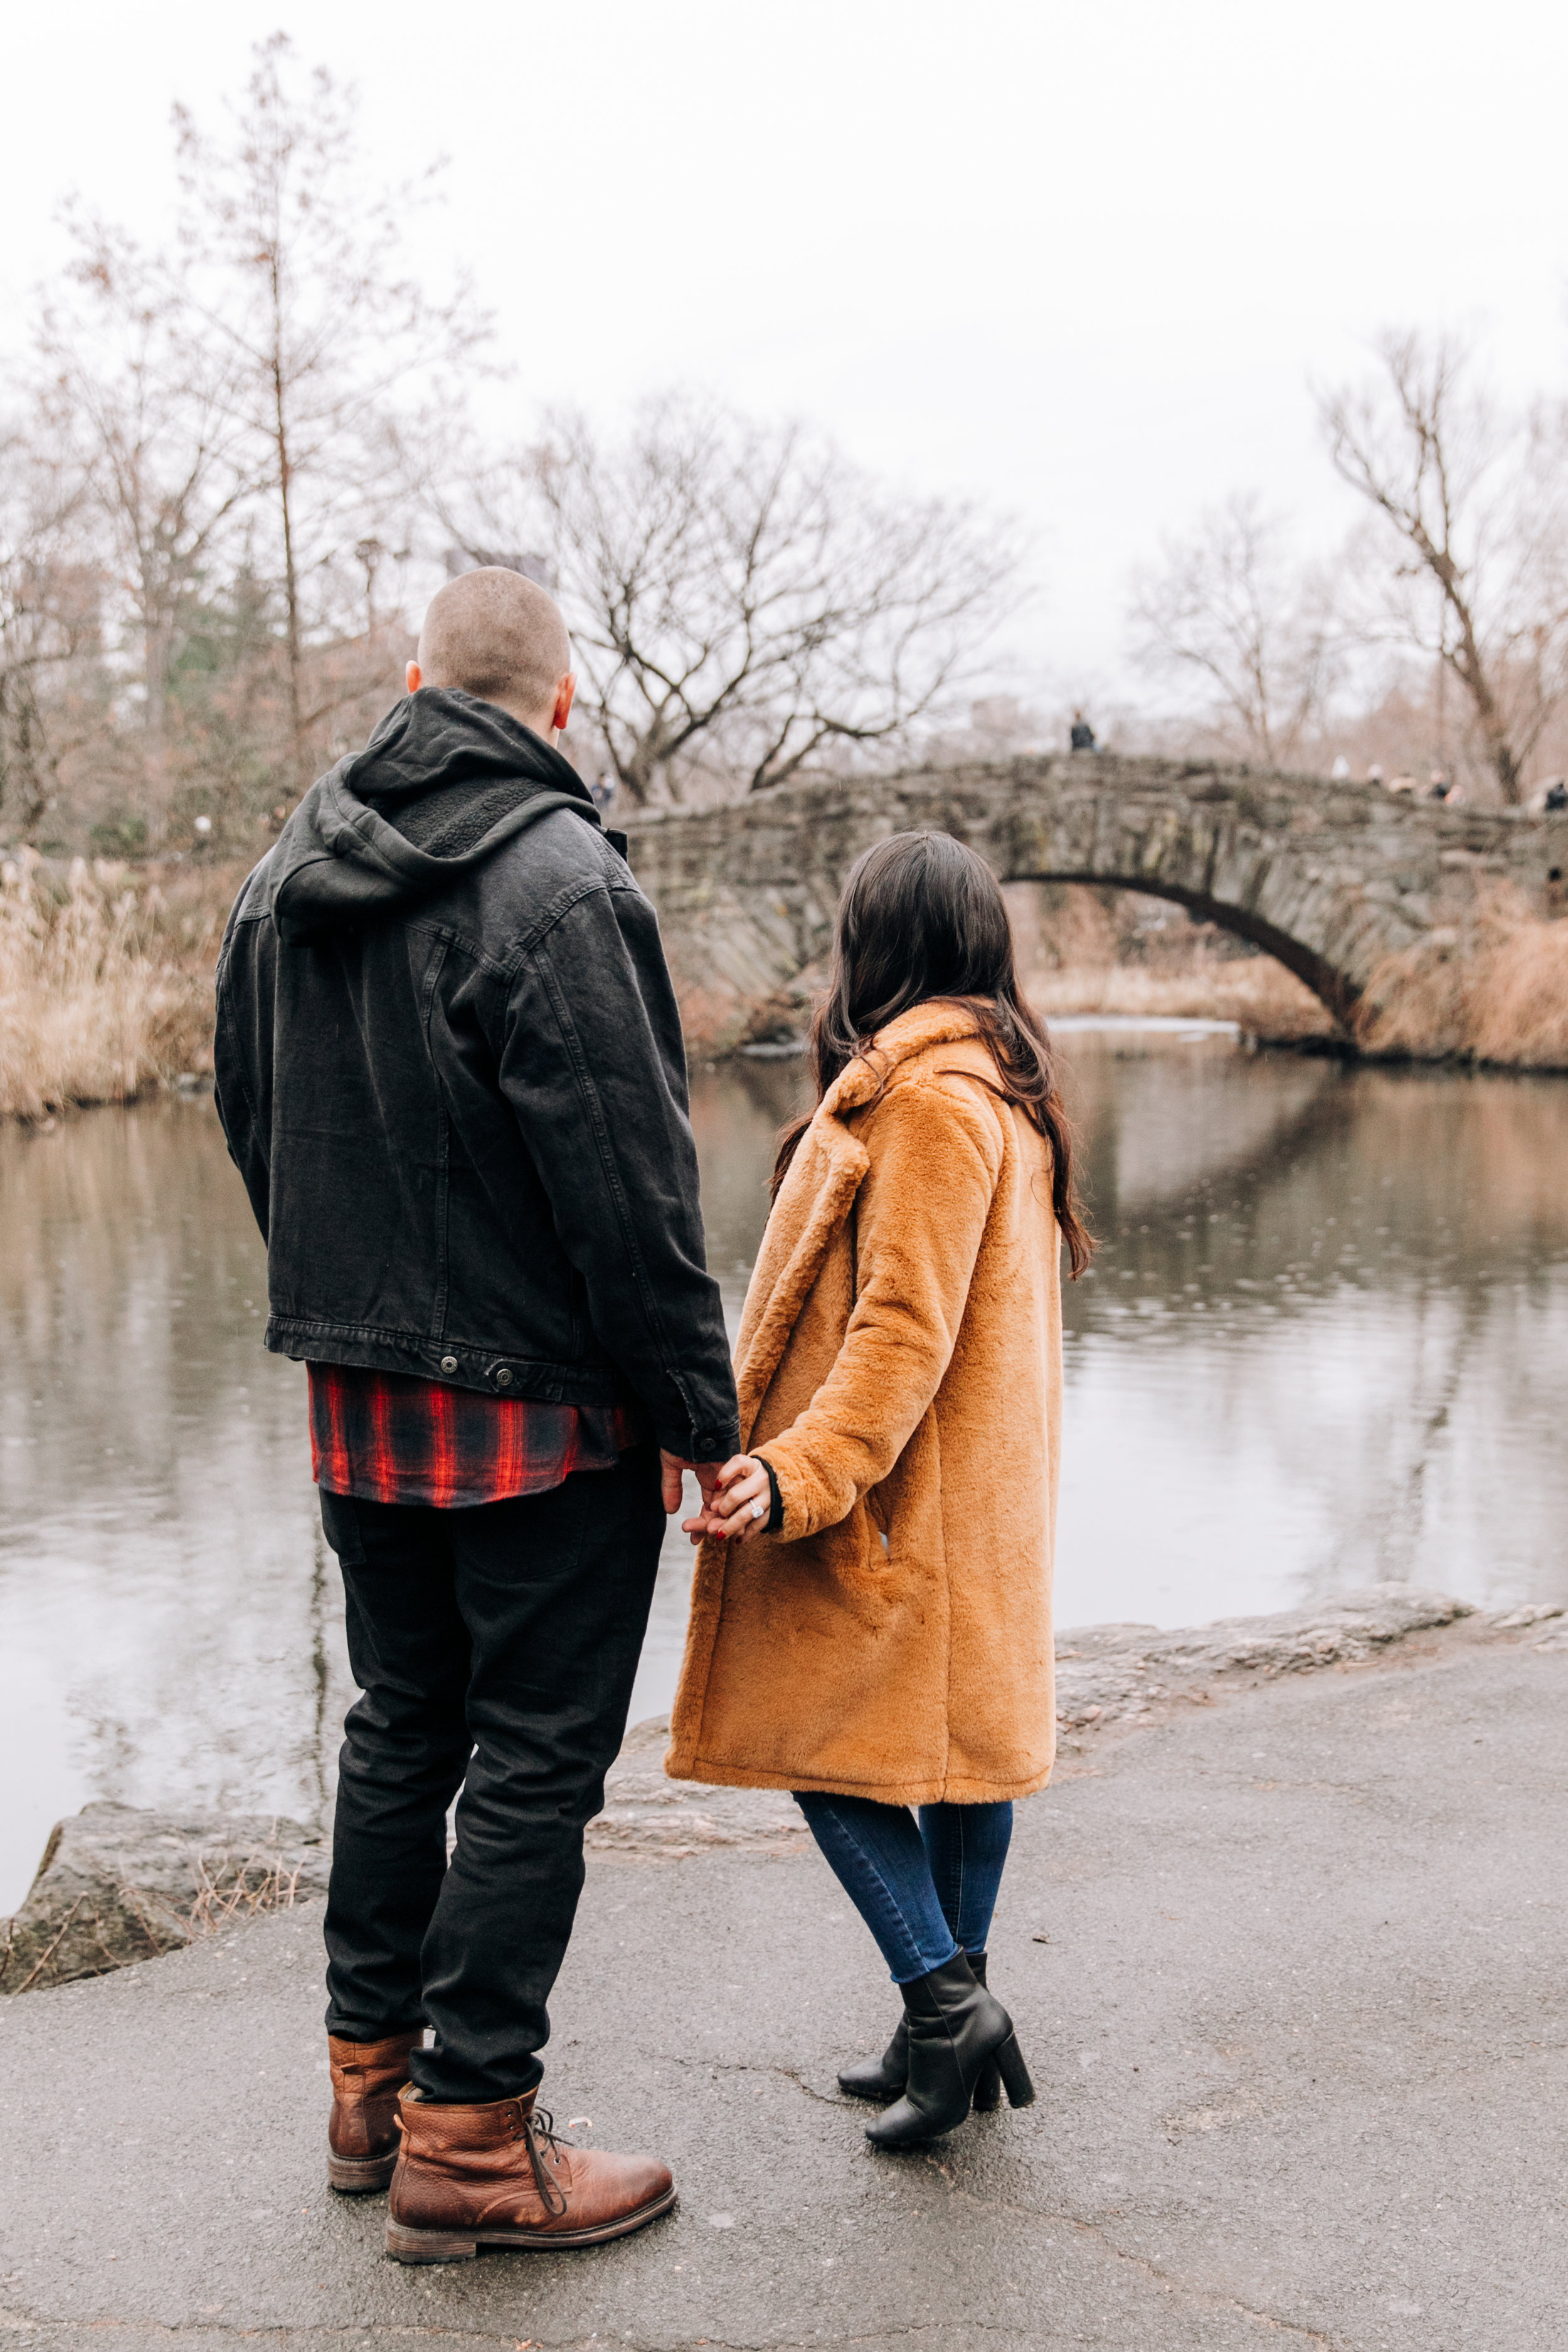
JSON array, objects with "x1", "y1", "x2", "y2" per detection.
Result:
[
  {"x1": 215, "y1": 568, "x2": 739, "y2": 2263},
  {"x1": 1069, "y1": 709, "x2": 1096, "y2": 752}
]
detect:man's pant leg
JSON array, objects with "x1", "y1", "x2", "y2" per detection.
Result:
[
  {"x1": 411, "y1": 1440, "x2": 664, "y2": 2103},
  {"x1": 320, "y1": 1492, "x2": 472, "y2": 2041}
]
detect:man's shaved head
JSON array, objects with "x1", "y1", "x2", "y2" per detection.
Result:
[{"x1": 415, "y1": 567, "x2": 572, "y2": 724}]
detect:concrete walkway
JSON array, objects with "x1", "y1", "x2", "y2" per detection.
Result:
[{"x1": 1, "y1": 1618, "x2": 1564, "y2": 2351}]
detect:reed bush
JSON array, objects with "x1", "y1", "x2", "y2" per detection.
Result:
[
  {"x1": 0, "y1": 852, "x2": 229, "y2": 1118},
  {"x1": 1356, "y1": 888, "x2": 1568, "y2": 1069}
]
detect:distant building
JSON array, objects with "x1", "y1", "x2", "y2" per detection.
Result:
[{"x1": 970, "y1": 696, "x2": 1022, "y2": 738}]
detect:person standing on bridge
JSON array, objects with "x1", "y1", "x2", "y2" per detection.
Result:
[
  {"x1": 668, "y1": 831, "x2": 1093, "y2": 2148},
  {"x1": 215, "y1": 566, "x2": 739, "y2": 2262}
]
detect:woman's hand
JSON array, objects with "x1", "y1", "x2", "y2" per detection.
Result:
[{"x1": 681, "y1": 1453, "x2": 772, "y2": 1544}]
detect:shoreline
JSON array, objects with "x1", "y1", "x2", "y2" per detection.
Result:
[
  {"x1": 11, "y1": 1013, "x2": 1568, "y2": 1123},
  {"x1": 736, "y1": 1014, "x2": 1568, "y2": 1076},
  {"x1": 6, "y1": 1584, "x2": 1562, "y2": 1988},
  {"x1": 5, "y1": 939, "x2": 1567, "y2": 1118}
]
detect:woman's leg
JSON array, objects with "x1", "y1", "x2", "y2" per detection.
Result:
[
  {"x1": 917, "y1": 1801, "x2": 1014, "y2": 1957},
  {"x1": 793, "y1": 1792, "x2": 960, "y2": 1983}
]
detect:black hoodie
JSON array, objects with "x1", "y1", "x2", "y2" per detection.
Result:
[{"x1": 215, "y1": 689, "x2": 740, "y2": 1463}]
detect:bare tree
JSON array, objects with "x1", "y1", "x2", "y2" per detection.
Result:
[
  {"x1": 0, "y1": 423, "x2": 102, "y2": 840},
  {"x1": 1128, "y1": 492, "x2": 1338, "y2": 766},
  {"x1": 171, "y1": 34, "x2": 488, "y2": 781},
  {"x1": 36, "y1": 222, "x2": 257, "y2": 834},
  {"x1": 445, "y1": 395, "x2": 1022, "y2": 804},
  {"x1": 1319, "y1": 330, "x2": 1568, "y2": 803}
]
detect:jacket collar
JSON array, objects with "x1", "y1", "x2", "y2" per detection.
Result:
[
  {"x1": 822, "y1": 1000, "x2": 991, "y2": 1118},
  {"x1": 730, "y1": 1002, "x2": 994, "y2": 1437}
]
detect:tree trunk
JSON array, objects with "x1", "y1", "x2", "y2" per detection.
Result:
[
  {"x1": 142, "y1": 596, "x2": 171, "y2": 849},
  {"x1": 270, "y1": 252, "x2": 305, "y2": 793},
  {"x1": 1444, "y1": 591, "x2": 1522, "y2": 805},
  {"x1": 275, "y1": 369, "x2": 304, "y2": 787},
  {"x1": 3, "y1": 675, "x2": 55, "y2": 840}
]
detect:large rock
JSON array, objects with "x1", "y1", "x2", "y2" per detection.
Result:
[
  {"x1": 1053, "y1": 1584, "x2": 1474, "y2": 1731},
  {"x1": 0, "y1": 1803, "x2": 328, "y2": 1995},
  {"x1": 601, "y1": 1590, "x2": 1484, "y2": 1839}
]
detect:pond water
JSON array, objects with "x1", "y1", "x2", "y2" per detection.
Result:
[{"x1": 3, "y1": 1034, "x2": 1565, "y2": 1912}]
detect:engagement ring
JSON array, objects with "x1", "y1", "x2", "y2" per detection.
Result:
[{"x1": 750, "y1": 1497, "x2": 765, "y2": 1521}]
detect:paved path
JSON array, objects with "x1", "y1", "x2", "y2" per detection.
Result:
[{"x1": 1, "y1": 1621, "x2": 1564, "y2": 2350}]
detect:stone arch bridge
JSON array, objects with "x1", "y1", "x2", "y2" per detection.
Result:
[{"x1": 623, "y1": 753, "x2": 1567, "y2": 1049}]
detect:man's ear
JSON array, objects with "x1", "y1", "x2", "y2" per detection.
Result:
[
  {"x1": 406, "y1": 660, "x2": 423, "y2": 696},
  {"x1": 551, "y1": 672, "x2": 576, "y2": 734}
]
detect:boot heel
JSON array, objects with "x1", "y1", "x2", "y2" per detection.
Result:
[
  {"x1": 993, "y1": 2033, "x2": 1036, "y2": 2110},
  {"x1": 329, "y1": 2149, "x2": 398, "y2": 2194},
  {"x1": 385, "y1": 2220, "x2": 478, "y2": 2265},
  {"x1": 972, "y1": 2057, "x2": 1002, "y2": 2113}
]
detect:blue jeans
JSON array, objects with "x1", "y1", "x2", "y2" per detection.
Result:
[{"x1": 794, "y1": 1792, "x2": 1014, "y2": 1984}]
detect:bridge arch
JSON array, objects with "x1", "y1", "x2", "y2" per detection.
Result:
[
  {"x1": 1005, "y1": 867, "x2": 1352, "y2": 1021},
  {"x1": 623, "y1": 753, "x2": 1560, "y2": 1052}
]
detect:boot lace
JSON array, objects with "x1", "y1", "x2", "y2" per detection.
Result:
[{"x1": 520, "y1": 2106, "x2": 569, "y2": 2218}]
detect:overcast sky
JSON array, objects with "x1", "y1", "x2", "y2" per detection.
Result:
[{"x1": 6, "y1": 0, "x2": 1566, "y2": 705}]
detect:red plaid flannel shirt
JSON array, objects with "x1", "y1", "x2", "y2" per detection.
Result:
[{"x1": 307, "y1": 1362, "x2": 650, "y2": 1509}]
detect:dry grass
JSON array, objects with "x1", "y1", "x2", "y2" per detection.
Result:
[
  {"x1": 184, "y1": 1850, "x2": 307, "y2": 1934},
  {"x1": 1356, "y1": 889, "x2": 1568, "y2": 1068},
  {"x1": 1031, "y1": 951, "x2": 1333, "y2": 1038},
  {"x1": 1004, "y1": 879, "x2": 1335, "y2": 1041},
  {"x1": 6, "y1": 854, "x2": 1565, "y2": 1113},
  {"x1": 0, "y1": 851, "x2": 228, "y2": 1118}
]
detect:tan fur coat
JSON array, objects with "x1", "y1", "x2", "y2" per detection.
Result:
[{"x1": 665, "y1": 1001, "x2": 1062, "y2": 1805}]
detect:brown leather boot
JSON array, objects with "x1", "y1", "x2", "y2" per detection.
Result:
[
  {"x1": 385, "y1": 2086, "x2": 676, "y2": 2262},
  {"x1": 327, "y1": 2030, "x2": 422, "y2": 2193}
]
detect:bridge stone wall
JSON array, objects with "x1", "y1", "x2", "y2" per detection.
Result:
[{"x1": 623, "y1": 753, "x2": 1568, "y2": 1049}]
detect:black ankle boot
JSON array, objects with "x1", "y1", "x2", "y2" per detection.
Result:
[
  {"x1": 839, "y1": 1952, "x2": 998, "y2": 2107},
  {"x1": 968, "y1": 1954, "x2": 1002, "y2": 2112},
  {"x1": 837, "y1": 2014, "x2": 908, "y2": 2102},
  {"x1": 864, "y1": 1951, "x2": 1034, "y2": 2149}
]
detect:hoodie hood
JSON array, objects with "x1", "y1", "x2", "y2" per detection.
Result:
[{"x1": 267, "y1": 688, "x2": 603, "y2": 942}]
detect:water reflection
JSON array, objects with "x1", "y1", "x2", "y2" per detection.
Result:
[
  {"x1": 1057, "y1": 1040, "x2": 1568, "y2": 1629},
  {"x1": 3, "y1": 1041, "x2": 1565, "y2": 1912},
  {"x1": 0, "y1": 1099, "x2": 346, "y2": 1917}
]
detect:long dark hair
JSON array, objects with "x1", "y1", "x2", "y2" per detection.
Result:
[{"x1": 772, "y1": 831, "x2": 1093, "y2": 1274}]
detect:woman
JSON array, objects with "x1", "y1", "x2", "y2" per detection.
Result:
[{"x1": 667, "y1": 831, "x2": 1092, "y2": 2148}]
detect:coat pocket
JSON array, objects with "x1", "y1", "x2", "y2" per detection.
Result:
[{"x1": 820, "y1": 1498, "x2": 891, "y2": 1589}]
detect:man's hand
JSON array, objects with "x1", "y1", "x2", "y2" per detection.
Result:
[{"x1": 660, "y1": 1450, "x2": 723, "y2": 1519}]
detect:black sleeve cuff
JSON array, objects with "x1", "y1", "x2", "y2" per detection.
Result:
[
  {"x1": 656, "y1": 1421, "x2": 743, "y2": 1465},
  {"x1": 763, "y1": 1459, "x2": 784, "y2": 1533}
]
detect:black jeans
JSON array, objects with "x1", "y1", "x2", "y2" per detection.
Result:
[{"x1": 319, "y1": 1441, "x2": 664, "y2": 2102}]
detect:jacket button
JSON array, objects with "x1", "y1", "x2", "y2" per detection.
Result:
[
  {"x1": 495, "y1": 1367, "x2": 513, "y2": 1388},
  {"x1": 440, "y1": 1354, "x2": 458, "y2": 1374}
]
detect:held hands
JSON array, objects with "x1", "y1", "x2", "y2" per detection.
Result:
[{"x1": 681, "y1": 1454, "x2": 771, "y2": 1545}]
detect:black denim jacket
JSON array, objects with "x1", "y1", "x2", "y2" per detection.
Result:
[{"x1": 214, "y1": 689, "x2": 740, "y2": 1464}]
